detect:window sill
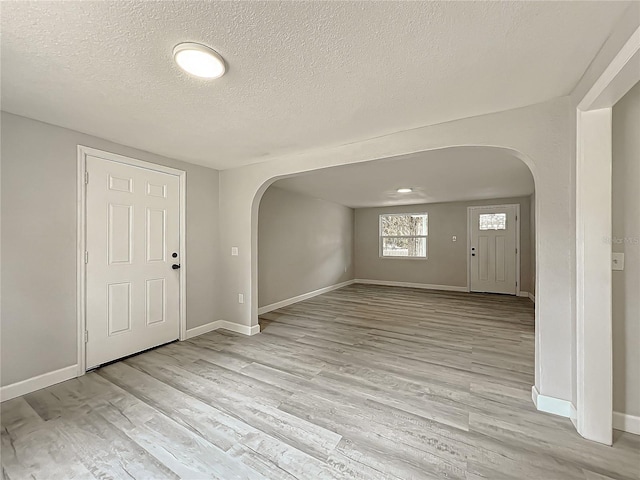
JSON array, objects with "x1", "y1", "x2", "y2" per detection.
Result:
[{"x1": 378, "y1": 256, "x2": 429, "y2": 260}]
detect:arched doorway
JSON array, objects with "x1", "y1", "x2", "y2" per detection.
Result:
[
  {"x1": 217, "y1": 102, "x2": 574, "y2": 440},
  {"x1": 254, "y1": 146, "x2": 537, "y2": 318},
  {"x1": 251, "y1": 145, "x2": 540, "y2": 396}
]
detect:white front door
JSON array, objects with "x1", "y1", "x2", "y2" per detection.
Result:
[
  {"x1": 85, "y1": 154, "x2": 181, "y2": 369},
  {"x1": 469, "y1": 205, "x2": 518, "y2": 295}
]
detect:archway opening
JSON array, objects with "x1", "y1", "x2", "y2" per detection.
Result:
[{"x1": 253, "y1": 145, "x2": 538, "y2": 392}]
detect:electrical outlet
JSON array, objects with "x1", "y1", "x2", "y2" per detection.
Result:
[
  {"x1": 238, "y1": 293, "x2": 244, "y2": 304},
  {"x1": 612, "y1": 252, "x2": 625, "y2": 271},
  {"x1": 231, "y1": 247, "x2": 239, "y2": 256},
  {"x1": 452, "y1": 236, "x2": 457, "y2": 242}
]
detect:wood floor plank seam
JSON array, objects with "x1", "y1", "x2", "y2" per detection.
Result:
[{"x1": 2, "y1": 284, "x2": 638, "y2": 479}]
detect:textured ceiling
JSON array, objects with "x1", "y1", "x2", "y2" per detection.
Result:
[
  {"x1": 1, "y1": 1, "x2": 631, "y2": 169},
  {"x1": 274, "y1": 147, "x2": 535, "y2": 208}
]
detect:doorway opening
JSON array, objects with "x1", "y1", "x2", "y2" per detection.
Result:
[{"x1": 255, "y1": 146, "x2": 536, "y2": 336}]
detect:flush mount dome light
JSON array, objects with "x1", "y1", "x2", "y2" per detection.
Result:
[
  {"x1": 173, "y1": 42, "x2": 226, "y2": 79},
  {"x1": 397, "y1": 188, "x2": 413, "y2": 193}
]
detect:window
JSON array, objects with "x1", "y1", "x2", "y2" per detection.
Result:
[
  {"x1": 379, "y1": 213, "x2": 428, "y2": 258},
  {"x1": 479, "y1": 213, "x2": 507, "y2": 230}
]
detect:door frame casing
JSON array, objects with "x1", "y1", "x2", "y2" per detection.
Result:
[
  {"x1": 76, "y1": 145, "x2": 187, "y2": 376},
  {"x1": 575, "y1": 26, "x2": 640, "y2": 444},
  {"x1": 467, "y1": 204, "x2": 521, "y2": 296}
]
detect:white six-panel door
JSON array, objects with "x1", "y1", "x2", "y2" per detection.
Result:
[
  {"x1": 469, "y1": 205, "x2": 518, "y2": 295},
  {"x1": 85, "y1": 154, "x2": 181, "y2": 368}
]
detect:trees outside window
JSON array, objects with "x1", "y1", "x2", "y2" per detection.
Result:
[{"x1": 379, "y1": 213, "x2": 428, "y2": 258}]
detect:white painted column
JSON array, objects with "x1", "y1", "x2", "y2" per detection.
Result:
[{"x1": 576, "y1": 108, "x2": 613, "y2": 445}]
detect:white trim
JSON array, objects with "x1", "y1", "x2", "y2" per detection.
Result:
[
  {"x1": 467, "y1": 208, "x2": 472, "y2": 293},
  {"x1": 178, "y1": 172, "x2": 187, "y2": 343},
  {"x1": 518, "y1": 291, "x2": 529, "y2": 298},
  {"x1": 570, "y1": 403, "x2": 578, "y2": 429},
  {"x1": 467, "y1": 204, "x2": 521, "y2": 296},
  {"x1": 257, "y1": 280, "x2": 355, "y2": 315},
  {"x1": 613, "y1": 411, "x2": 640, "y2": 435},
  {"x1": 77, "y1": 149, "x2": 86, "y2": 376},
  {"x1": 531, "y1": 386, "x2": 572, "y2": 418},
  {"x1": 185, "y1": 320, "x2": 225, "y2": 339},
  {"x1": 574, "y1": 26, "x2": 640, "y2": 446},
  {"x1": 185, "y1": 320, "x2": 260, "y2": 339},
  {"x1": 528, "y1": 292, "x2": 535, "y2": 303},
  {"x1": 1, "y1": 365, "x2": 78, "y2": 402},
  {"x1": 378, "y1": 212, "x2": 429, "y2": 259},
  {"x1": 77, "y1": 146, "x2": 187, "y2": 376},
  {"x1": 354, "y1": 279, "x2": 467, "y2": 293},
  {"x1": 578, "y1": 26, "x2": 640, "y2": 111},
  {"x1": 377, "y1": 256, "x2": 429, "y2": 261},
  {"x1": 79, "y1": 146, "x2": 188, "y2": 175},
  {"x1": 516, "y1": 204, "x2": 521, "y2": 297},
  {"x1": 575, "y1": 109, "x2": 614, "y2": 446},
  {"x1": 220, "y1": 321, "x2": 261, "y2": 336}
]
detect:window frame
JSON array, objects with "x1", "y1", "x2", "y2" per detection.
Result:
[
  {"x1": 378, "y1": 212, "x2": 429, "y2": 260},
  {"x1": 478, "y1": 212, "x2": 508, "y2": 231}
]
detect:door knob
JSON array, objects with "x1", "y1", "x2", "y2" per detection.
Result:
[{"x1": 172, "y1": 264, "x2": 181, "y2": 270}]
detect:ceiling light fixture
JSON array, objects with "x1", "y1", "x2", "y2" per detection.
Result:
[
  {"x1": 173, "y1": 42, "x2": 226, "y2": 79},
  {"x1": 397, "y1": 188, "x2": 413, "y2": 193}
]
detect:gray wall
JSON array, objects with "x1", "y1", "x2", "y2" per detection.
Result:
[
  {"x1": 612, "y1": 81, "x2": 640, "y2": 418},
  {"x1": 1, "y1": 112, "x2": 220, "y2": 386},
  {"x1": 258, "y1": 186, "x2": 354, "y2": 307},
  {"x1": 354, "y1": 196, "x2": 534, "y2": 293}
]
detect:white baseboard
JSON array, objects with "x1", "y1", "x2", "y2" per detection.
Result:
[
  {"x1": 185, "y1": 320, "x2": 226, "y2": 339},
  {"x1": 185, "y1": 320, "x2": 260, "y2": 340},
  {"x1": 354, "y1": 279, "x2": 468, "y2": 293},
  {"x1": 1, "y1": 365, "x2": 78, "y2": 402},
  {"x1": 219, "y1": 321, "x2": 261, "y2": 336},
  {"x1": 570, "y1": 403, "x2": 578, "y2": 429},
  {"x1": 257, "y1": 279, "x2": 355, "y2": 315},
  {"x1": 613, "y1": 411, "x2": 640, "y2": 435},
  {"x1": 531, "y1": 386, "x2": 572, "y2": 418},
  {"x1": 2, "y1": 320, "x2": 262, "y2": 402},
  {"x1": 519, "y1": 291, "x2": 536, "y2": 303}
]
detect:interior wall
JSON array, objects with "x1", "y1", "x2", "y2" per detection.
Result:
[
  {"x1": 219, "y1": 97, "x2": 574, "y2": 404},
  {"x1": 354, "y1": 196, "x2": 533, "y2": 293},
  {"x1": 611, "y1": 81, "x2": 640, "y2": 420},
  {"x1": 258, "y1": 186, "x2": 354, "y2": 308},
  {"x1": 568, "y1": 4, "x2": 639, "y2": 438},
  {"x1": 0, "y1": 112, "x2": 221, "y2": 386}
]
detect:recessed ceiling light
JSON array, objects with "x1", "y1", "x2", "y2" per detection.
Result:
[
  {"x1": 397, "y1": 188, "x2": 413, "y2": 193},
  {"x1": 173, "y1": 42, "x2": 226, "y2": 79}
]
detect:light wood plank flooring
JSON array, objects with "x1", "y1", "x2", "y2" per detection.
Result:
[{"x1": 2, "y1": 284, "x2": 639, "y2": 479}]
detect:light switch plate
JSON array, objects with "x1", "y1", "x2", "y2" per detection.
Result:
[
  {"x1": 612, "y1": 252, "x2": 625, "y2": 271},
  {"x1": 231, "y1": 247, "x2": 239, "y2": 256},
  {"x1": 238, "y1": 293, "x2": 244, "y2": 304}
]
